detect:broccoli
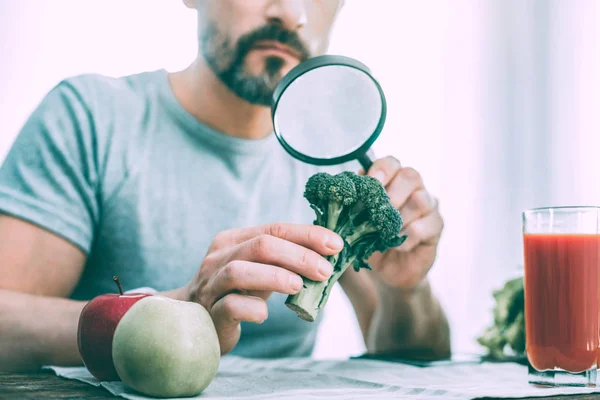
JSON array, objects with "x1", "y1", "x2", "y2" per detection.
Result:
[
  {"x1": 285, "y1": 171, "x2": 407, "y2": 322},
  {"x1": 477, "y1": 276, "x2": 526, "y2": 359}
]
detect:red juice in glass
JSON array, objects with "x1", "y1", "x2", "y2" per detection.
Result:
[{"x1": 523, "y1": 207, "x2": 600, "y2": 387}]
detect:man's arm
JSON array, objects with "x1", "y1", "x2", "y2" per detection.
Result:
[
  {"x1": 367, "y1": 274, "x2": 450, "y2": 359},
  {"x1": 0, "y1": 291, "x2": 87, "y2": 371},
  {"x1": 0, "y1": 215, "x2": 187, "y2": 372},
  {"x1": 0, "y1": 214, "x2": 87, "y2": 371},
  {"x1": 337, "y1": 156, "x2": 450, "y2": 359},
  {"x1": 339, "y1": 269, "x2": 451, "y2": 360}
]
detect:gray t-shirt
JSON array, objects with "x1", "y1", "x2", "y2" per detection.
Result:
[{"x1": 0, "y1": 69, "x2": 358, "y2": 358}]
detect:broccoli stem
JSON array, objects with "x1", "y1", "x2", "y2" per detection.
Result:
[
  {"x1": 345, "y1": 224, "x2": 377, "y2": 246},
  {"x1": 285, "y1": 254, "x2": 355, "y2": 322},
  {"x1": 326, "y1": 202, "x2": 343, "y2": 231}
]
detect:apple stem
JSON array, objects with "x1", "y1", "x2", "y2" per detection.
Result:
[{"x1": 113, "y1": 276, "x2": 124, "y2": 295}]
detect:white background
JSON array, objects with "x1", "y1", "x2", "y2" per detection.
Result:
[{"x1": 1, "y1": 1, "x2": 598, "y2": 359}]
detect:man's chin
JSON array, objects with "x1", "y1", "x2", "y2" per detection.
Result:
[{"x1": 219, "y1": 55, "x2": 300, "y2": 106}]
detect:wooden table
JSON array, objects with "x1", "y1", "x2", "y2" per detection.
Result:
[
  {"x1": 0, "y1": 371, "x2": 113, "y2": 399},
  {"x1": 2, "y1": 371, "x2": 600, "y2": 400}
]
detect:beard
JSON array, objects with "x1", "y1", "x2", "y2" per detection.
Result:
[{"x1": 200, "y1": 23, "x2": 311, "y2": 106}]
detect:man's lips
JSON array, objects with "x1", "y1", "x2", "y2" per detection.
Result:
[{"x1": 252, "y1": 41, "x2": 301, "y2": 60}]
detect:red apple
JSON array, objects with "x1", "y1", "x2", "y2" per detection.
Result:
[{"x1": 77, "y1": 276, "x2": 152, "y2": 381}]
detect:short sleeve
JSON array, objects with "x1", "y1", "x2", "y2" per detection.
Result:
[{"x1": 0, "y1": 80, "x2": 99, "y2": 253}]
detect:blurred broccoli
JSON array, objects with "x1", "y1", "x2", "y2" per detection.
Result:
[
  {"x1": 477, "y1": 276, "x2": 525, "y2": 359},
  {"x1": 286, "y1": 171, "x2": 406, "y2": 322}
]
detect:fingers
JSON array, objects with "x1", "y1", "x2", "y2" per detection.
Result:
[
  {"x1": 366, "y1": 156, "x2": 402, "y2": 186},
  {"x1": 397, "y1": 189, "x2": 436, "y2": 227},
  {"x1": 199, "y1": 222, "x2": 338, "y2": 316},
  {"x1": 210, "y1": 293, "x2": 268, "y2": 354},
  {"x1": 211, "y1": 223, "x2": 344, "y2": 255},
  {"x1": 245, "y1": 290, "x2": 272, "y2": 300},
  {"x1": 209, "y1": 261, "x2": 303, "y2": 304},
  {"x1": 229, "y1": 234, "x2": 334, "y2": 282},
  {"x1": 399, "y1": 209, "x2": 444, "y2": 252},
  {"x1": 385, "y1": 167, "x2": 426, "y2": 210},
  {"x1": 374, "y1": 164, "x2": 440, "y2": 249},
  {"x1": 211, "y1": 293, "x2": 268, "y2": 324}
]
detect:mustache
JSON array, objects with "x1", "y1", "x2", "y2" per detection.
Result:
[{"x1": 235, "y1": 24, "x2": 311, "y2": 61}]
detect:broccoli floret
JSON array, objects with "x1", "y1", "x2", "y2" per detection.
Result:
[
  {"x1": 286, "y1": 171, "x2": 407, "y2": 322},
  {"x1": 304, "y1": 172, "x2": 358, "y2": 230}
]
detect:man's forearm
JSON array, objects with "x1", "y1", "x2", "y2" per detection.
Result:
[
  {"x1": 367, "y1": 277, "x2": 451, "y2": 360},
  {"x1": 0, "y1": 287, "x2": 188, "y2": 372},
  {"x1": 0, "y1": 290, "x2": 86, "y2": 371}
]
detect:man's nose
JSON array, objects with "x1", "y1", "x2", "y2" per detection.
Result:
[{"x1": 265, "y1": 0, "x2": 307, "y2": 31}]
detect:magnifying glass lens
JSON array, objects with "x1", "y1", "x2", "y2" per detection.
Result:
[
  {"x1": 274, "y1": 65, "x2": 382, "y2": 160},
  {"x1": 271, "y1": 55, "x2": 387, "y2": 169}
]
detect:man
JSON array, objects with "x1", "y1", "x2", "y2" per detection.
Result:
[{"x1": 0, "y1": 0, "x2": 449, "y2": 372}]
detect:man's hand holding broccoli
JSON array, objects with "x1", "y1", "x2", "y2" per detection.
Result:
[
  {"x1": 287, "y1": 156, "x2": 444, "y2": 320},
  {"x1": 363, "y1": 156, "x2": 443, "y2": 289},
  {"x1": 285, "y1": 156, "x2": 449, "y2": 359},
  {"x1": 348, "y1": 156, "x2": 448, "y2": 358},
  {"x1": 171, "y1": 223, "x2": 344, "y2": 355}
]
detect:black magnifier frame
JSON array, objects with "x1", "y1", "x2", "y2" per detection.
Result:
[{"x1": 271, "y1": 55, "x2": 387, "y2": 171}]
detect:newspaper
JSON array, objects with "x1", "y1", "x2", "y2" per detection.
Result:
[{"x1": 47, "y1": 356, "x2": 600, "y2": 400}]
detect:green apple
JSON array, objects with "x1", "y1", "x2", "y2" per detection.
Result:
[{"x1": 111, "y1": 296, "x2": 220, "y2": 398}]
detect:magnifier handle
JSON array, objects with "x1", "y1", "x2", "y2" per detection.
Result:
[{"x1": 357, "y1": 153, "x2": 373, "y2": 172}]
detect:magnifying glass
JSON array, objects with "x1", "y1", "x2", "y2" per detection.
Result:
[{"x1": 271, "y1": 55, "x2": 387, "y2": 172}]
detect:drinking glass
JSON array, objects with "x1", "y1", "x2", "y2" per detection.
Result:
[{"x1": 523, "y1": 206, "x2": 600, "y2": 387}]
